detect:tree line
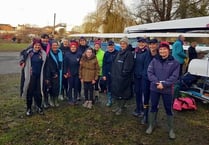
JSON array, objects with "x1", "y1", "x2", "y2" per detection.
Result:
[{"x1": 71, "y1": 0, "x2": 209, "y2": 33}]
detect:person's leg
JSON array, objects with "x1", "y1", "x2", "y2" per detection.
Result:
[
  {"x1": 141, "y1": 79, "x2": 150, "y2": 124},
  {"x1": 86, "y1": 83, "x2": 94, "y2": 109},
  {"x1": 146, "y1": 91, "x2": 160, "y2": 134},
  {"x1": 67, "y1": 77, "x2": 73, "y2": 103},
  {"x1": 77, "y1": 79, "x2": 82, "y2": 101},
  {"x1": 106, "y1": 75, "x2": 112, "y2": 106},
  {"x1": 20, "y1": 68, "x2": 25, "y2": 97},
  {"x1": 26, "y1": 76, "x2": 35, "y2": 116},
  {"x1": 162, "y1": 94, "x2": 176, "y2": 139},
  {"x1": 73, "y1": 76, "x2": 80, "y2": 104},
  {"x1": 99, "y1": 77, "x2": 107, "y2": 93},
  {"x1": 43, "y1": 80, "x2": 50, "y2": 108},
  {"x1": 94, "y1": 76, "x2": 100, "y2": 103},
  {"x1": 83, "y1": 82, "x2": 89, "y2": 107},
  {"x1": 133, "y1": 78, "x2": 143, "y2": 117},
  {"x1": 62, "y1": 77, "x2": 68, "y2": 99},
  {"x1": 33, "y1": 76, "x2": 44, "y2": 114}
]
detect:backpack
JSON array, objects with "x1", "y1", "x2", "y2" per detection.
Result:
[{"x1": 173, "y1": 97, "x2": 197, "y2": 111}]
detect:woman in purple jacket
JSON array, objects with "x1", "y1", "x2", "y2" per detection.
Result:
[{"x1": 146, "y1": 41, "x2": 180, "y2": 139}]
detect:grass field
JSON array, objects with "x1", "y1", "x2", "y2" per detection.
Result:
[
  {"x1": 0, "y1": 40, "x2": 29, "y2": 52},
  {"x1": 0, "y1": 73, "x2": 209, "y2": 145}
]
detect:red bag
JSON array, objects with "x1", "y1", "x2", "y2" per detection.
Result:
[
  {"x1": 173, "y1": 98, "x2": 183, "y2": 111},
  {"x1": 178, "y1": 97, "x2": 197, "y2": 110},
  {"x1": 173, "y1": 97, "x2": 197, "y2": 111}
]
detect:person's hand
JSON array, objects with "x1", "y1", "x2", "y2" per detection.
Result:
[
  {"x1": 53, "y1": 74, "x2": 58, "y2": 78},
  {"x1": 64, "y1": 73, "x2": 69, "y2": 78},
  {"x1": 20, "y1": 62, "x2": 25, "y2": 68},
  {"x1": 80, "y1": 79, "x2": 83, "y2": 83},
  {"x1": 103, "y1": 76, "x2": 106, "y2": 81},
  {"x1": 92, "y1": 80, "x2": 96, "y2": 84},
  {"x1": 45, "y1": 80, "x2": 50, "y2": 85},
  {"x1": 156, "y1": 82, "x2": 164, "y2": 90}
]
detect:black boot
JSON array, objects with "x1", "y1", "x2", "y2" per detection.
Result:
[{"x1": 141, "y1": 106, "x2": 149, "y2": 125}]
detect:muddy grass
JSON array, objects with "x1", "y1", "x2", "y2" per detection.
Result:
[{"x1": 0, "y1": 73, "x2": 209, "y2": 145}]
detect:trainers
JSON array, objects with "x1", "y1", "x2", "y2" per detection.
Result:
[
  {"x1": 37, "y1": 107, "x2": 44, "y2": 115},
  {"x1": 132, "y1": 111, "x2": 143, "y2": 117},
  {"x1": 106, "y1": 101, "x2": 112, "y2": 107},
  {"x1": 77, "y1": 97, "x2": 81, "y2": 101},
  {"x1": 83, "y1": 101, "x2": 89, "y2": 108},
  {"x1": 26, "y1": 109, "x2": 32, "y2": 116},
  {"x1": 43, "y1": 103, "x2": 50, "y2": 109},
  {"x1": 87, "y1": 101, "x2": 93, "y2": 109},
  {"x1": 112, "y1": 107, "x2": 120, "y2": 113},
  {"x1": 58, "y1": 95, "x2": 64, "y2": 101}
]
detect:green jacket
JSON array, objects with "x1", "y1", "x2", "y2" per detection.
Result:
[{"x1": 96, "y1": 49, "x2": 105, "y2": 76}]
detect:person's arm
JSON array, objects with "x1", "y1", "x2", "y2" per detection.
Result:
[
  {"x1": 19, "y1": 45, "x2": 32, "y2": 66},
  {"x1": 176, "y1": 43, "x2": 187, "y2": 58},
  {"x1": 122, "y1": 52, "x2": 134, "y2": 77},
  {"x1": 102, "y1": 53, "x2": 108, "y2": 80},
  {"x1": 162, "y1": 62, "x2": 180, "y2": 87},
  {"x1": 147, "y1": 59, "x2": 159, "y2": 83},
  {"x1": 79, "y1": 58, "x2": 84, "y2": 81},
  {"x1": 95, "y1": 59, "x2": 100, "y2": 81}
]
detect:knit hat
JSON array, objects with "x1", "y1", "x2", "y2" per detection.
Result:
[
  {"x1": 120, "y1": 36, "x2": 129, "y2": 44},
  {"x1": 94, "y1": 40, "x2": 101, "y2": 46},
  {"x1": 32, "y1": 38, "x2": 42, "y2": 46},
  {"x1": 159, "y1": 41, "x2": 170, "y2": 50},
  {"x1": 70, "y1": 41, "x2": 78, "y2": 48}
]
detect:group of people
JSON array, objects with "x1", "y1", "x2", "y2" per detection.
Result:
[{"x1": 20, "y1": 33, "x2": 195, "y2": 139}]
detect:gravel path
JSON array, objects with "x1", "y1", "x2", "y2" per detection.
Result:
[{"x1": 0, "y1": 52, "x2": 21, "y2": 74}]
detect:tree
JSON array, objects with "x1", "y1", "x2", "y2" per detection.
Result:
[
  {"x1": 133, "y1": 0, "x2": 175, "y2": 24},
  {"x1": 132, "y1": 0, "x2": 209, "y2": 24},
  {"x1": 82, "y1": 0, "x2": 135, "y2": 33}
]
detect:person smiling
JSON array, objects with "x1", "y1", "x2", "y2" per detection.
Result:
[{"x1": 146, "y1": 41, "x2": 180, "y2": 139}]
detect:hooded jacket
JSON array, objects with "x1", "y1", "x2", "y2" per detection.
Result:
[
  {"x1": 111, "y1": 45, "x2": 134, "y2": 99},
  {"x1": 148, "y1": 55, "x2": 180, "y2": 94},
  {"x1": 79, "y1": 53, "x2": 100, "y2": 82}
]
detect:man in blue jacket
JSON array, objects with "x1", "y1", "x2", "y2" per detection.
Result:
[{"x1": 172, "y1": 35, "x2": 187, "y2": 77}]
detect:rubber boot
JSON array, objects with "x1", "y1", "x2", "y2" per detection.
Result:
[
  {"x1": 94, "y1": 90, "x2": 99, "y2": 103},
  {"x1": 49, "y1": 96, "x2": 55, "y2": 107},
  {"x1": 115, "y1": 100, "x2": 126, "y2": 115},
  {"x1": 167, "y1": 116, "x2": 176, "y2": 139},
  {"x1": 43, "y1": 95, "x2": 50, "y2": 109},
  {"x1": 146, "y1": 112, "x2": 156, "y2": 134},
  {"x1": 106, "y1": 92, "x2": 112, "y2": 107},
  {"x1": 141, "y1": 106, "x2": 149, "y2": 125},
  {"x1": 54, "y1": 96, "x2": 59, "y2": 107},
  {"x1": 112, "y1": 99, "x2": 121, "y2": 113}
]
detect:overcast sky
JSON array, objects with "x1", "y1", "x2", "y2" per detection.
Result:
[
  {"x1": 0, "y1": 0, "x2": 97, "y2": 30},
  {"x1": 0, "y1": 0, "x2": 133, "y2": 30}
]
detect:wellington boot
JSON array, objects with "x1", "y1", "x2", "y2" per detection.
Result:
[
  {"x1": 146, "y1": 112, "x2": 156, "y2": 134},
  {"x1": 49, "y1": 96, "x2": 55, "y2": 107},
  {"x1": 167, "y1": 116, "x2": 176, "y2": 139},
  {"x1": 54, "y1": 96, "x2": 59, "y2": 107},
  {"x1": 141, "y1": 107, "x2": 149, "y2": 125}
]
